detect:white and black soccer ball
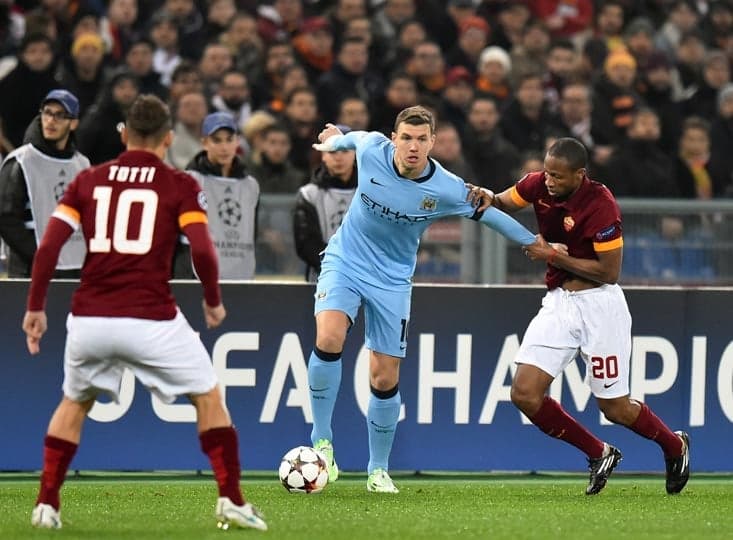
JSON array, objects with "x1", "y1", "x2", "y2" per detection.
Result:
[{"x1": 278, "y1": 446, "x2": 329, "y2": 494}]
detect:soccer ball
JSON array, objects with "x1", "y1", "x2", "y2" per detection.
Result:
[{"x1": 278, "y1": 446, "x2": 329, "y2": 494}]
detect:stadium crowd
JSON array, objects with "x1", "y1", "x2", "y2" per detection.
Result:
[{"x1": 1, "y1": 0, "x2": 733, "y2": 278}]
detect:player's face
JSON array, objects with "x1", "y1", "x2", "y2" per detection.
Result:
[
  {"x1": 391, "y1": 122, "x2": 435, "y2": 178},
  {"x1": 40, "y1": 103, "x2": 77, "y2": 143},
  {"x1": 543, "y1": 155, "x2": 584, "y2": 200},
  {"x1": 204, "y1": 129, "x2": 239, "y2": 166}
]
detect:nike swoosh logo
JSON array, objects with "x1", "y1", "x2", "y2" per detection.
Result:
[
  {"x1": 399, "y1": 345, "x2": 406, "y2": 350},
  {"x1": 369, "y1": 420, "x2": 391, "y2": 429},
  {"x1": 603, "y1": 381, "x2": 618, "y2": 389},
  {"x1": 370, "y1": 178, "x2": 383, "y2": 186},
  {"x1": 309, "y1": 386, "x2": 329, "y2": 392},
  {"x1": 538, "y1": 199, "x2": 551, "y2": 208}
]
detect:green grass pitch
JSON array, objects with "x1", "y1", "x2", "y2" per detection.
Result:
[{"x1": 1, "y1": 473, "x2": 731, "y2": 539}]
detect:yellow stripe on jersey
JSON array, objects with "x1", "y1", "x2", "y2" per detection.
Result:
[
  {"x1": 594, "y1": 236, "x2": 623, "y2": 252},
  {"x1": 55, "y1": 204, "x2": 80, "y2": 224},
  {"x1": 179, "y1": 210, "x2": 208, "y2": 229},
  {"x1": 509, "y1": 186, "x2": 531, "y2": 207}
]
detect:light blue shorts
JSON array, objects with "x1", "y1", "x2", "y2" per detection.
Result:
[{"x1": 314, "y1": 268, "x2": 411, "y2": 358}]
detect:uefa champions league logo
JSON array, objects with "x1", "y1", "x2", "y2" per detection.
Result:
[
  {"x1": 53, "y1": 181, "x2": 67, "y2": 202},
  {"x1": 218, "y1": 197, "x2": 242, "y2": 228}
]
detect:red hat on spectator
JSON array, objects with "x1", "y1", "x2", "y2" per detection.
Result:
[
  {"x1": 459, "y1": 15, "x2": 490, "y2": 36},
  {"x1": 300, "y1": 16, "x2": 331, "y2": 34},
  {"x1": 445, "y1": 66, "x2": 473, "y2": 86}
]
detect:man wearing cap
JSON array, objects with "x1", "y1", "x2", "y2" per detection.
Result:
[
  {"x1": 56, "y1": 32, "x2": 107, "y2": 118},
  {"x1": 0, "y1": 90, "x2": 90, "y2": 277},
  {"x1": 293, "y1": 124, "x2": 357, "y2": 281},
  {"x1": 178, "y1": 112, "x2": 260, "y2": 279}
]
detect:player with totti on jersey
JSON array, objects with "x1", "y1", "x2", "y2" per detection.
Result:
[
  {"x1": 23, "y1": 94, "x2": 266, "y2": 531},
  {"x1": 468, "y1": 137, "x2": 690, "y2": 496}
]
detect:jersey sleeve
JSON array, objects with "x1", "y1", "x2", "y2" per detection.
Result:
[
  {"x1": 589, "y1": 189, "x2": 623, "y2": 252},
  {"x1": 510, "y1": 172, "x2": 543, "y2": 207},
  {"x1": 52, "y1": 173, "x2": 83, "y2": 230},
  {"x1": 176, "y1": 172, "x2": 208, "y2": 230}
]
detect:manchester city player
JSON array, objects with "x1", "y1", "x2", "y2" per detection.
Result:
[{"x1": 308, "y1": 106, "x2": 538, "y2": 493}]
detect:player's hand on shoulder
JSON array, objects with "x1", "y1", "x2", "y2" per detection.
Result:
[
  {"x1": 203, "y1": 300, "x2": 226, "y2": 329},
  {"x1": 465, "y1": 183, "x2": 494, "y2": 211},
  {"x1": 22, "y1": 310, "x2": 47, "y2": 355},
  {"x1": 313, "y1": 123, "x2": 343, "y2": 151}
]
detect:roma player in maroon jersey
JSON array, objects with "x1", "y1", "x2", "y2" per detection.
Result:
[
  {"x1": 472, "y1": 137, "x2": 690, "y2": 496},
  {"x1": 22, "y1": 95, "x2": 267, "y2": 531}
]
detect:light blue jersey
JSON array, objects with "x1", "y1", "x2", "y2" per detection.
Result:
[{"x1": 321, "y1": 131, "x2": 535, "y2": 289}]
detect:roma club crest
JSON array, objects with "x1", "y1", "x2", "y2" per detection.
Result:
[{"x1": 563, "y1": 215, "x2": 575, "y2": 231}]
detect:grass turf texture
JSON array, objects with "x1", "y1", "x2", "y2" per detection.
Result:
[{"x1": 1, "y1": 473, "x2": 731, "y2": 539}]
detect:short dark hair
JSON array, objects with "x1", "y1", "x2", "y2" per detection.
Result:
[
  {"x1": 126, "y1": 94, "x2": 171, "y2": 142},
  {"x1": 394, "y1": 105, "x2": 435, "y2": 133},
  {"x1": 546, "y1": 137, "x2": 588, "y2": 170}
]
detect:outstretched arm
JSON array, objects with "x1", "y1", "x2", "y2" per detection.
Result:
[
  {"x1": 473, "y1": 206, "x2": 536, "y2": 246},
  {"x1": 313, "y1": 123, "x2": 370, "y2": 151}
]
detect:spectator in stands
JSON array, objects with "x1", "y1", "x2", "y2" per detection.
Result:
[
  {"x1": 407, "y1": 40, "x2": 446, "y2": 105},
  {"x1": 372, "y1": 72, "x2": 418, "y2": 136},
  {"x1": 158, "y1": 0, "x2": 206, "y2": 60},
  {"x1": 242, "y1": 110, "x2": 278, "y2": 156},
  {"x1": 76, "y1": 68, "x2": 139, "y2": 164},
  {"x1": 317, "y1": 37, "x2": 383, "y2": 123},
  {"x1": 99, "y1": 0, "x2": 139, "y2": 63},
  {"x1": 167, "y1": 90, "x2": 207, "y2": 170},
  {"x1": 336, "y1": 96, "x2": 370, "y2": 131},
  {"x1": 150, "y1": 11, "x2": 181, "y2": 87},
  {"x1": 674, "y1": 116, "x2": 716, "y2": 198},
  {"x1": 623, "y1": 17, "x2": 656, "y2": 70},
  {"x1": 475, "y1": 45, "x2": 512, "y2": 107},
  {"x1": 327, "y1": 0, "x2": 368, "y2": 50},
  {"x1": 251, "y1": 40, "x2": 296, "y2": 113},
  {"x1": 0, "y1": 90, "x2": 89, "y2": 277},
  {"x1": 198, "y1": 42, "x2": 233, "y2": 99},
  {"x1": 491, "y1": 1, "x2": 532, "y2": 51},
  {"x1": 168, "y1": 60, "x2": 203, "y2": 107},
  {"x1": 639, "y1": 51, "x2": 684, "y2": 154},
  {"x1": 463, "y1": 95, "x2": 520, "y2": 191},
  {"x1": 530, "y1": 0, "x2": 594, "y2": 39},
  {"x1": 439, "y1": 66, "x2": 475, "y2": 137},
  {"x1": 604, "y1": 107, "x2": 678, "y2": 197},
  {"x1": 257, "y1": 0, "x2": 305, "y2": 44},
  {"x1": 445, "y1": 15, "x2": 491, "y2": 76},
  {"x1": 544, "y1": 39, "x2": 579, "y2": 113},
  {"x1": 510, "y1": 18, "x2": 551, "y2": 75},
  {"x1": 429, "y1": 121, "x2": 475, "y2": 181},
  {"x1": 0, "y1": 33, "x2": 56, "y2": 150},
  {"x1": 683, "y1": 50, "x2": 731, "y2": 119},
  {"x1": 591, "y1": 48, "x2": 640, "y2": 147},
  {"x1": 708, "y1": 83, "x2": 733, "y2": 195},
  {"x1": 205, "y1": 0, "x2": 236, "y2": 42},
  {"x1": 55, "y1": 32, "x2": 107, "y2": 119},
  {"x1": 220, "y1": 12, "x2": 263, "y2": 85},
  {"x1": 675, "y1": 30, "x2": 708, "y2": 98},
  {"x1": 211, "y1": 70, "x2": 253, "y2": 131},
  {"x1": 371, "y1": 0, "x2": 417, "y2": 51},
  {"x1": 341, "y1": 15, "x2": 384, "y2": 73},
  {"x1": 517, "y1": 150, "x2": 544, "y2": 176},
  {"x1": 380, "y1": 17, "x2": 426, "y2": 75},
  {"x1": 292, "y1": 16, "x2": 334, "y2": 84},
  {"x1": 282, "y1": 86, "x2": 320, "y2": 173},
  {"x1": 655, "y1": 0, "x2": 700, "y2": 58},
  {"x1": 293, "y1": 124, "x2": 357, "y2": 281},
  {"x1": 269, "y1": 63, "x2": 310, "y2": 116},
  {"x1": 500, "y1": 71, "x2": 562, "y2": 153},
  {"x1": 125, "y1": 38, "x2": 168, "y2": 100},
  {"x1": 704, "y1": 1, "x2": 733, "y2": 51},
  {"x1": 587, "y1": 0, "x2": 626, "y2": 54},
  {"x1": 244, "y1": 123, "x2": 306, "y2": 193}
]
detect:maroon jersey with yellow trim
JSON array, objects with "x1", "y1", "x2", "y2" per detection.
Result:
[
  {"x1": 55, "y1": 150, "x2": 208, "y2": 319},
  {"x1": 510, "y1": 171, "x2": 623, "y2": 290}
]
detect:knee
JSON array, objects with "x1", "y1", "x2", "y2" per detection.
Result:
[
  {"x1": 510, "y1": 382, "x2": 543, "y2": 415},
  {"x1": 315, "y1": 330, "x2": 346, "y2": 353},
  {"x1": 598, "y1": 399, "x2": 632, "y2": 425}
]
